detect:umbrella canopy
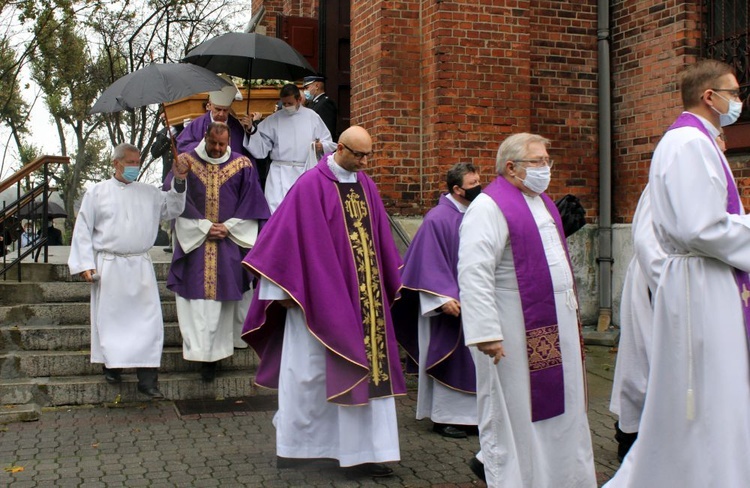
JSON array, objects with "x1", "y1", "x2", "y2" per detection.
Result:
[
  {"x1": 19, "y1": 200, "x2": 67, "y2": 220},
  {"x1": 181, "y1": 32, "x2": 315, "y2": 82},
  {"x1": 89, "y1": 63, "x2": 233, "y2": 114}
]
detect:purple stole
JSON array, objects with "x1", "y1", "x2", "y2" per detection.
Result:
[
  {"x1": 484, "y1": 176, "x2": 572, "y2": 421},
  {"x1": 667, "y1": 113, "x2": 750, "y2": 346}
]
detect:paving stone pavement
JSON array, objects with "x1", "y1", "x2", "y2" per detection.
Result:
[{"x1": 1, "y1": 346, "x2": 621, "y2": 487}]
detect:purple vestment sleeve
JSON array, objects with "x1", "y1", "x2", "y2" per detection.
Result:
[
  {"x1": 241, "y1": 158, "x2": 405, "y2": 406},
  {"x1": 392, "y1": 195, "x2": 476, "y2": 392}
]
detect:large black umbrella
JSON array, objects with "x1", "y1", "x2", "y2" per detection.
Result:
[
  {"x1": 89, "y1": 63, "x2": 232, "y2": 114},
  {"x1": 181, "y1": 32, "x2": 315, "y2": 83},
  {"x1": 19, "y1": 200, "x2": 67, "y2": 220}
]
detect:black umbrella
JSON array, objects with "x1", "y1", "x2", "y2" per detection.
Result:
[
  {"x1": 181, "y1": 32, "x2": 316, "y2": 83},
  {"x1": 89, "y1": 63, "x2": 232, "y2": 114},
  {"x1": 19, "y1": 200, "x2": 67, "y2": 219}
]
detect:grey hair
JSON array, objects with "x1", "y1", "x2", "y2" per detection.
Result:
[
  {"x1": 495, "y1": 133, "x2": 550, "y2": 175},
  {"x1": 112, "y1": 143, "x2": 141, "y2": 162}
]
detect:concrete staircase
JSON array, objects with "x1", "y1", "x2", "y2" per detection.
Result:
[{"x1": 0, "y1": 256, "x2": 264, "y2": 420}]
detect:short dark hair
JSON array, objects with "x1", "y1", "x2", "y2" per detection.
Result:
[
  {"x1": 446, "y1": 163, "x2": 477, "y2": 193},
  {"x1": 679, "y1": 59, "x2": 734, "y2": 109},
  {"x1": 206, "y1": 121, "x2": 230, "y2": 139},
  {"x1": 280, "y1": 83, "x2": 301, "y2": 99}
]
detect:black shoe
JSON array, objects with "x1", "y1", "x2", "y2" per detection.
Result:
[
  {"x1": 468, "y1": 456, "x2": 486, "y2": 482},
  {"x1": 103, "y1": 367, "x2": 122, "y2": 384},
  {"x1": 200, "y1": 361, "x2": 217, "y2": 382},
  {"x1": 432, "y1": 423, "x2": 468, "y2": 439},
  {"x1": 137, "y1": 385, "x2": 165, "y2": 400},
  {"x1": 614, "y1": 421, "x2": 638, "y2": 462},
  {"x1": 347, "y1": 463, "x2": 393, "y2": 477},
  {"x1": 276, "y1": 456, "x2": 313, "y2": 469}
]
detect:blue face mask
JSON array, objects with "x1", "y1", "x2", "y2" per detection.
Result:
[
  {"x1": 304, "y1": 90, "x2": 313, "y2": 101},
  {"x1": 121, "y1": 166, "x2": 140, "y2": 182}
]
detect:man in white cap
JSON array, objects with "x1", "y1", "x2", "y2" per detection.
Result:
[
  {"x1": 176, "y1": 76, "x2": 251, "y2": 159},
  {"x1": 242, "y1": 83, "x2": 336, "y2": 213}
]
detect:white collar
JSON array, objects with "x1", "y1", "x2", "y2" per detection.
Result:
[
  {"x1": 446, "y1": 193, "x2": 468, "y2": 213},
  {"x1": 327, "y1": 154, "x2": 357, "y2": 183},
  {"x1": 195, "y1": 139, "x2": 231, "y2": 165}
]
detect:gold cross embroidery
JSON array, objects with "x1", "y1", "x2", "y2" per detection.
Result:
[{"x1": 742, "y1": 283, "x2": 750, "y2": 307}]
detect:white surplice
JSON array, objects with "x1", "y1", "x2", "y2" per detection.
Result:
[
  {"x1": 458, "y1": 191, "x2": 596, "y2": 488},
  {"x1": 173, "y1": 142, "x2": 260, "y2": 361},
  {"x1": 609, "y1": 186, "x2": 665, "y2": 434},
  {"x1": 605, "y1": 114, "x2": 750, "y2": 488},
  {"x1": 68, "y1": 178, "x2": 185, "y2": 368},
  {"x1": 243, "y1": 106, "x2": 336, "y2": 213},
  {"x1": 256, "y1": 156, "x2": 400, "y2": 466}
]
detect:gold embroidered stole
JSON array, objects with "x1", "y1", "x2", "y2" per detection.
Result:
[
  {"x1": 180, "y1": 153, "x2": 253, "y2": 299},
  {"x1": 336, "y1": 183, "x2": 392, "y2": 397}
]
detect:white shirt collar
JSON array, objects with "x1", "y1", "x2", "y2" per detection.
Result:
[
  {"x1": 195, "y1": 139, "x2": 231, "y2": 165},
  {"x1": 446, "y1": 193, "x2": 468, "y2": 213},
  {"x1": 327, "y1": 154, "x2": 357, "y2": 183}
]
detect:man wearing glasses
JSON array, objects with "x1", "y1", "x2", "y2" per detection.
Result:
[
  {"x1": 241, "y1": 126, "x2": 404, "y2": 478},
  {"x1": 605, "y1": 60, "x2": 749, "y2": 488},
  {"x1": 458, "y1": 133, "x2": 596, "y2": 487}
]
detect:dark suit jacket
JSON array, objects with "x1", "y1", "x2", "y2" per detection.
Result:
[{"x1": 307, "y1": 94, "x2": 338, "y2": 140}]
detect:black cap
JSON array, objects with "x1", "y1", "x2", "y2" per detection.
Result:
[{"x1": 302, "y1": 75, "x2": 326, "y2": 87}]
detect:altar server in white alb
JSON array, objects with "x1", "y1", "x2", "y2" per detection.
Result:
[
  {"x1": 68, "y1": 143, "x2": 188, "y2": 399},
  {"x1": 458, "y1": 132, "x2": 596, "y2": 488},
  {"x1": 605, "y1": 60, "x2": 750, "y2": 488},
  {"x1": 242, "y1": 83, "x2": 336, "y2": 213}
]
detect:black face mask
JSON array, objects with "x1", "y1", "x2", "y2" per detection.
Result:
[{"x1": 461, "y1": 184, "x2": 482, "y2": 202}]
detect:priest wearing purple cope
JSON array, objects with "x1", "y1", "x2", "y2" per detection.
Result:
[
  {"x1": 165, "y1": 122, "x2": 270, "y2": 382},
  {"x1": 176, "y1": 79, "x2": 252, "y2": 160},
  {"x1": 393, "y1": 163, "x2": 481, "y2": 440},
  {"x1": 241, "y1": 126, "x2": 405, "y2": 478},
  {"x1": 457, "y1": 133, "x2": 596, "y2": 488}
]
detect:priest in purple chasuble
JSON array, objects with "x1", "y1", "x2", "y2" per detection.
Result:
[
  {"x1": 605, "y1": 61, "x2": 750, "y2": 488},
  {"x1": 458, "y1": 133, "x2": 596, "y2": 488},
  {"x1": 392, "y1": 163, "x2": 481, "y2": 440},
  {"x1": 241, "y1": 126, "x2": 405, "y2": 477},
  {"x1": 164, "y1": 122, "x2": 270, "y2": 382}
]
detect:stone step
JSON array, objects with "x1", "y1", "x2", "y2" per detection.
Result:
[
  {"x1": 0, "y1": 301, "x2": 178, "y2": 325},
  {"x1": 0, "y1": 403, "x2": 41, "y2": 424},
  {"x1": 0, "y1": 370, "x2": 267, "y2": 407},
  {"x1": 4, "y1": 260, "x2": 172, "y2": 283},
  {"x1": 0, "y1": 346, "x2": 257, "y2": 378},
  {"x1": 0, "y1": 323, "x2": 188, "y2": 351},
  {"x1": 0, "y1": 281, "x2": 174, "y2": 305}
]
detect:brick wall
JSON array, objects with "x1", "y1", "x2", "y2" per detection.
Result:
[{"x1": 609, "y1": 0, "x2": 702, "y2": 223}]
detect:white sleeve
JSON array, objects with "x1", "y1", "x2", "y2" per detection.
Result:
[
  {"x1": 244, "y1": 120, "x2": 274, "y2": 159},
  {"x1": 68, "y1": 188, "x2": 97, "y2": 275},
  {"x1": 458, "y1": 194, "x2": 507, "y2": 346},
  {"x1": 174, "y1": 217, "x2": 212, "y2": 254},
  {"x1": 419, "y1": 292, "x2": 451, "y2": 317},
  {"x1": 223, "y1": 218, "x2": 259, "y2": 248},
  {"x1": 160, "y1": 181, "x2": 187, "y2": 221}
]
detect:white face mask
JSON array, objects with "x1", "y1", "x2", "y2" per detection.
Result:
[
  {"x1": 283, "y1": 104, "x2": 298, "y2": 115},
  {"x1": 517, "y1": 166, "x2": 551, "y2": 194},
  {"x1": 712, "y1": 92, "x2": 743, "y2": 127}
]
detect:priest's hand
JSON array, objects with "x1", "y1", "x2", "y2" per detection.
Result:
[
  {"x1": 278, "y1": 299, "x2": 296, "y2": 309},
  {"x1": 477, "y1": 340, "x2": 505, "y2": 364},
  {"x1": 81, "y1": 269, "x2": 97, "y2": 283},
  {"x1": 208, "y1": 223, "x2": 228, "y2": 240},
  {"x1": 172, "y1": 157, "x2": 190, "y2": 180},
  {"x1": 441, "y1": 300, "x2": 461, "y2": 317}
]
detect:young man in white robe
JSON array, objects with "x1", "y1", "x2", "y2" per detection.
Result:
[
  {"x1": 605, "y1": 60, "x2": 750, "y2": 488},
  {"x1": 68, "y1": 143, "x2": 188, "y2": 399},
  {"x1": 458, "y1": 133, "x2": 596, "y2": 488},
  {"x1": 242, "y1": 83, "x2": 336, "y2": 213}
]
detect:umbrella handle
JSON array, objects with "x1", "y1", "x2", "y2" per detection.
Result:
[{"x1": 161, "y1": 105, "x2": 182, "y2": 172}]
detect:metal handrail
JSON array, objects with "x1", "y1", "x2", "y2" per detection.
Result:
[{"x1": 1, "y1": 155, "x2": 69, "y2": 282}]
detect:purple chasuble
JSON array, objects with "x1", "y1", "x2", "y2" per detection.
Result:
[
  {"x1": 176, "y1": 112, "x2": 253, "y2": 160},
  {"x1": 484, "y1": 176, "x2": 573, "y2": 422},
  {"x1": 241, "y1": 158, "x2": 406, "y2": 406},
  {"x1": 393, "y1": 195, "x2": 476, "y2": 393},
  {"x1": 667, "y1": 112, "x2": 750, "y2": 348},
  {"x1": 164, "y1": 151, "x2": 270, "y2": 301}
]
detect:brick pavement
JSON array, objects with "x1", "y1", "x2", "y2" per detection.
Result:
[{"x1": 1, "y1": 346, "x2": 621, "y2": 487}]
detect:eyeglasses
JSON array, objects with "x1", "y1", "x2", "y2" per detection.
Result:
[
  {"x1": 342, "y1": 143, "x2": 373, "y2": 160},
  {"x1": 711, "y1": 88, "x2": 742, "y2": 99},
  {"x1": 512, "y1": 158, "x2": 554, "y2": 168}
]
